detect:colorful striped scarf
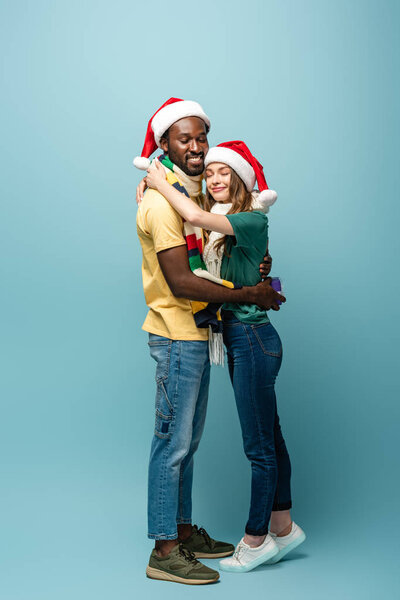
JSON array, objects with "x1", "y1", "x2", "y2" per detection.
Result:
[{"x1": 157, "y1": 154, "x2": 241, "y2": 333}]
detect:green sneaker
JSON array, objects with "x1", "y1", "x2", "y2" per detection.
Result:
[
  {"x1": 181, "y1": 525, "x2": 235, "y2": 559},
  {"x1": 146, "y1": 543, "x2": 219, "y2": 585}
]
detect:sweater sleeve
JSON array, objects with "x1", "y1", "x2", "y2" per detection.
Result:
[{"x1": 225, "y1": 211, "x2": 268, "y2": 250}]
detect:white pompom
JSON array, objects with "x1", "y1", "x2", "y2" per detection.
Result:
[
  {"x1": 133, "y1": 156, "x2": 151, "y2": 170},
  {"x1": 258, "y1": 189, "x2": 278, "y2": 208}
]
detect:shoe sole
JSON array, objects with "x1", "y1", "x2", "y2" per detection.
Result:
[
  {"x1": 219, "y1": 544, "x2": 279, "y2": 573},
  {"x1": 146, "y1": 566, "x2": 219, "y2": 585},
  {"x1": 267, "y1": 531, "x2": 306, "y2": 564},
  {"x1": 194, "y1": 550, "x2": 234, "y2": 559}
]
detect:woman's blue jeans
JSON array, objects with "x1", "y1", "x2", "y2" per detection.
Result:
[{"x1": 222, "y1": 311, "x2": 292, "y2": 536}]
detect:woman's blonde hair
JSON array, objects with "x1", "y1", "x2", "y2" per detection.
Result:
[{"x1": 203, "y1": 167, "x2": 253, "y2": 255}]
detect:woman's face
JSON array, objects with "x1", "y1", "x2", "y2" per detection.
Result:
[{"x1": 204, "y1": 162, "x2": 231, "y2": 203}]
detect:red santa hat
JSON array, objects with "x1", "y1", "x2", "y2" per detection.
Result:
[
  {"x1": 204, "y1": 140, "x2": 277, "y2": 208},
  {"x1": 133, "y1": 97, "x2": 211, "y2": 170}
]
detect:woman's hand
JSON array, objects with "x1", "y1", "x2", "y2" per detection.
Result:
[
  {"x1": 145, "y1": 159, "x2": 167, "y2": 192},
  {"x1": 136, "y1": 178, "x2": 147, "y2": 204}
]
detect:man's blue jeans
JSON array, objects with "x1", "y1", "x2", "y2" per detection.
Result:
[
  {"x1": 147, "y1": 334, "x2": 210, "y2": 540},
  {"x1": 222, "y1": 312, "x2": 292, "y2": 536}
]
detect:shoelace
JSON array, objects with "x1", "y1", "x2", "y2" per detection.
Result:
[
  {"x1": 233, "y1": 543, "x2": 246, "y2": 565},
  {"x1": 178, "y1": 543, "x2": 197, "y2": 564},
  {"x1": 193, "y1": 525, "x2": 212, "y2": 548}
]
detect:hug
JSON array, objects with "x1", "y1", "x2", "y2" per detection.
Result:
[{"x1": 134, "y1": 98, "x2": 305, "y2": 584}]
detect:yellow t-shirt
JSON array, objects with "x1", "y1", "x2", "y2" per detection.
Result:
[{"x1": 136, "y1": 188, "x2": 208, "y2": 341}]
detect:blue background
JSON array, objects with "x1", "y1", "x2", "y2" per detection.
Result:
[{"x1": 1, "y1": 1, "x2": 399, "y2": 598}]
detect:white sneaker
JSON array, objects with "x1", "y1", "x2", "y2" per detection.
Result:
[
  {"x1": 266, "y1": 522, "x2": 306, "y2": 564},
  {"x1": 219, "y1": 534, "x2": 279, "y2": 573}
]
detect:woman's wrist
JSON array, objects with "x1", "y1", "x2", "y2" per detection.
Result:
[{"x1": 157, "y1": 178, "x2": 170, "y2": 194}]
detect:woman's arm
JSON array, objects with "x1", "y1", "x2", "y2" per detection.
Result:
[{"x1": 145, "y1": 160, "x2": 234, "y2": 235}]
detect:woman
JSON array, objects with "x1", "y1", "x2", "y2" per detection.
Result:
[{"x1": 145, "y1": 141, "x2": 306, "y2": 573}]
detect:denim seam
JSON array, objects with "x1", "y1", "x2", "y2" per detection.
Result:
[
  {"x1": 274, "y1": 458, "x2": 280, "y2": 508},
  {"x1": 273, "y1": 417, "x2": 281, "y2": 508},
  {"x1": 159, "y1": 380, "x2": 174, "y2": 414},
  {"x1": 178, "y1": 462, "x2": 184, "y2": 523},
  {"x1": 148, "y1": 531, "x2": 178, "y2": 540},
  {"x1": 155, "y1": 408, "x2": 173, "y2": 421},
  {"x1": 245, "y1": 525, "x2": 269, "y2": 536},
  {"x1": 272, "y1": 500, "x2": 292, "y2": 512},
  {"x1": 171, "y1": 340, "x2": 181, "y2": 438},
  {"x1": 162, "y1": 340, "x2": 172, "y2": 381},
  {"x1": 176, "y1": 519, "x2": 192, "y2": 525},
  {"x1": 251, "y1": 325, "x2": 282, "y2": 357},
  {"x1": 154, "y1": 340, "x2": 172, "y2": 383},
  {"x1": 158, "y1": 437, "x2": 173, "y2": 537}
]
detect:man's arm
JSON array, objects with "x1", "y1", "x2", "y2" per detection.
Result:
[{"x1": 157, "y1": 246, "x2": 285, "y2": 311}]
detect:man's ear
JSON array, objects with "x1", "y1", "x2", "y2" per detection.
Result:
[{"x1": 160, "y1": 138, "x2": 168, "y2": 153}]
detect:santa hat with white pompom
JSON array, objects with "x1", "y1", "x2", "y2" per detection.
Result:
[
  {"x1": 204, "y1": 140, "x2": 278, "y2": 209},
  {"x1": 133, "y1": 97, "x2": 211, "y2": 170}
]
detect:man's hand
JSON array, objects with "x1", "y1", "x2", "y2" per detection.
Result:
[
  {"x1": 250, "y1": 277, "x2": 286, "y2": 311},
  {"x1": 136, "y1": 177, "x2": 147, "y2": 205},
  {"x1": 259, "y1": 252, "x2": 272, "y2": 279}
]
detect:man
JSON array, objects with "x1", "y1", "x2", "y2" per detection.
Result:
[{"x1": 134, "y1": 98, "x2": 283, "y2": 585}]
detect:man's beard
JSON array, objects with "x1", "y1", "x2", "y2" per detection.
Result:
[{"x1": 167, "y1": 148, "x2": 205, "y2": 176}]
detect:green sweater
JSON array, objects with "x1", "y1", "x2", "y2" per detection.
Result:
[{"x1": 221, "y1": 210, "x2": 270, "y2": 324}]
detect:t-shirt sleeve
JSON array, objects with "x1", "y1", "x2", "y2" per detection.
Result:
[
  {"x1": 225, "y1": 211, "x2": 269, "y2": 250},
  {"x1": 142, "y1": 190, "x2": 187, "y2": 253}
]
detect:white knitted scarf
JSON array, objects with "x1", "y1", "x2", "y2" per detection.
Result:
[
  {"x1": 203, "y1": 202, "x2": 232, "y2": 365},
  {"x1": 203, "y1": 202, "x2": 233, "y2": 279}
]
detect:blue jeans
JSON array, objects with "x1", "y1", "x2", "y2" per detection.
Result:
[
  {"x1": 222, "y1": 311, "x2": 292, "y2": 536},
  {"x1": 147, "y1": 334, "x2": 210, "y2": 540}
]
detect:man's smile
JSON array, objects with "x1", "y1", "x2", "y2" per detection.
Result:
[{"x1": 186, "y1": 154, "x2": 204, "y2": 167}]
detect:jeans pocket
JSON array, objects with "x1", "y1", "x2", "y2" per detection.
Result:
[
  {"x1": 148, "y1": 339, "x2": 172, "y2": 382},
  {"x1": 154, "y1": 380, "x2": 174, "y2": 439},
  {"x1": 251, "y1": 325, "x2": 283, "y2": 357}
]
